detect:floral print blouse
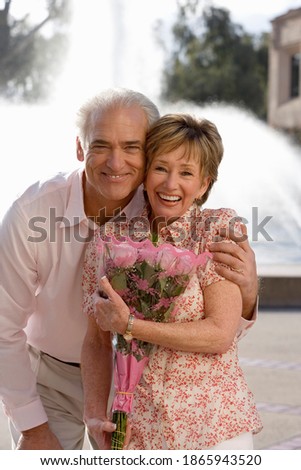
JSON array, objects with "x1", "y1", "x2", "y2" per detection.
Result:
[{"x1": 82, "y1": 203, "x2": 263, "y2": 449}]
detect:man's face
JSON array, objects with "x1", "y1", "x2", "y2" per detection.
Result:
[{"x1": 79, "y1": 105, "x2": 148, "y2": 215}]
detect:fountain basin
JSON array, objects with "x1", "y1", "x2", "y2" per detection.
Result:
[{"x1": 258, "y1": 265, "x2": 301, "y2": 308}]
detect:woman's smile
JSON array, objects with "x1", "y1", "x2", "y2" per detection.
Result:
[{"x1": 145, "y1": 145, "x2": 209, "y2": 226}]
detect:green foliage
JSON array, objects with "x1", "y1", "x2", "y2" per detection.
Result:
[
  {"x1": 0, "y1": 0, "x2": 72, "y2": 102},
  {"x1": 161, "y1": 3, "x2": 269, "y2": 120}
]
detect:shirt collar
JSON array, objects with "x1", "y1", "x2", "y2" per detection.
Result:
[
  {"x1": 158, "y1": 203, "x2": 201, "y2": 245},
  {"x1": 60, "y1": 168, "x2": 94, "y2": 229},
  {"x1": 61, "y1": 174, "x2": 146, "y2": 229},
  {"x1": 121, "y1": 184, "x2": 145, "y2": 220}
]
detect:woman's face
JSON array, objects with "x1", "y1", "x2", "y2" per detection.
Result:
[{"x1": 145, "y1": 145, "x2": 209, "y2": 227}]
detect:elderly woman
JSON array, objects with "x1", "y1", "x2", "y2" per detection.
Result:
[{"x1": 81, "y1": 113, "x2": 262, "y2": 450}]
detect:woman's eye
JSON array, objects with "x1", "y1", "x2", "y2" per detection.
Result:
[
  {"x1": 154, "y1": 166, "x2": 167, "y2": 172},
  {"x1": 181, "y1": 171, "x2": 193, "y2": 176}
]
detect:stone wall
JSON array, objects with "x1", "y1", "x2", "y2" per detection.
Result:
[
  {"x1": 268, "y1": 8, "x2": 301, "y2": 130},
  {"x1": 259, "y1": 276, "x2": 301, "y2": 308}
]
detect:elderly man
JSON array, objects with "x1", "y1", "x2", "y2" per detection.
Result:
[{"x1": 0, "y1": 88, "x2": 258, "y2": 450}]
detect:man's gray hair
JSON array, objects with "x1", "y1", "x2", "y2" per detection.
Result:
[{"x1": 76, "y1": 88, "x2": 160, "y2": 149}]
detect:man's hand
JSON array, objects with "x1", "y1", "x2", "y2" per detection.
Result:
[
  {"x1": 209, "y1": 223, "x2": 258, "y2": 320},
  {"x1": 16, "y1": 422, "x2": 63, "y2": 450},
  {"x1": 85, "y1": 417, "x2": 116, "y2": 449}
]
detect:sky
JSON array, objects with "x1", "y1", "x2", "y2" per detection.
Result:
[
  {"x1": 207, "y1": 0, "x2": 301, "y2": 32},
  {"x1": 6, "y1": 0, "x2": 301, "y2": 33},
  {"x1": 5, "y1": 0, "x2": 301, "y2": 103}
]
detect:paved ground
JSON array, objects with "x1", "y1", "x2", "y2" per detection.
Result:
[
  {"x1": 1, "y1": 309, "x2": 300, "y2": 450},
  {"x1": 238, "y1": 309, "x2": 301, "y2": 450}
]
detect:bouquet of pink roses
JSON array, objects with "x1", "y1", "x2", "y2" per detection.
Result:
[{"x1": 97, "y1": 237, "x2": 211, "y2": 450}]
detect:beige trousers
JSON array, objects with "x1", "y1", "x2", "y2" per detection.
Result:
[
  {"x1": 10, "y1": 347, "x2": 254, "y2": 451},
  {"x1": 10, "y1": 346, "x2": 95, "y2": 450}
]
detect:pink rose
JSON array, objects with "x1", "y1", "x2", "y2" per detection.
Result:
[
  {"x1": 174, "y1": 253, "x2": 195, "y2": 275},
  {"x1": 108, "y1": 243, "x2": 138, "y2": 268},
  {"x1": 156, "y1": 245, "x2": 178, "y2": 271},
  {"x1": 138, "y1": 246, "x2": 158, "y2": 266}
]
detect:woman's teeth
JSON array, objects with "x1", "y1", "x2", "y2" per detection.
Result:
[{"x1": 158, "y1": 193, "x2": 181, "y2": 202}]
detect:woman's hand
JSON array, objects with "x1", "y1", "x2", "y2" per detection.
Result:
[{"x1": 94, "y1": 277, "x2": 130, "y2": 334}]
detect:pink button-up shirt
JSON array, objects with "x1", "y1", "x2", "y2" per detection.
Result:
[{"x1": 0, "y1": 168, "x2": 145, "y2": 431}]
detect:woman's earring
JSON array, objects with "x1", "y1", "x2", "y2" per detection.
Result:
[{"x1": 194, "y1": 196, "x2": 203, "y2": 206}]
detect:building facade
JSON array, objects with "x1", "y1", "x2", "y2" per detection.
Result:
[{"x1": 268, "y1": 8, "x2": 301, "y2": 131}]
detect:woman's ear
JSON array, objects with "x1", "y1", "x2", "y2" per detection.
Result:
[
  {"x1": 76, "y1": 137, "x2": 84, "y2": 162},
  {"x1": 198, "y1": 176, "x2": 211, "y2": 199}
]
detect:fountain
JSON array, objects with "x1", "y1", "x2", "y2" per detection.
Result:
[{"x1": 1, "y1": 0, "x2": 300, "y2": 306}]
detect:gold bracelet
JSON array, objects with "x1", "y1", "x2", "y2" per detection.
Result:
[{"x1": 123, "y1": 314, "x2": 134, "y2": 342}]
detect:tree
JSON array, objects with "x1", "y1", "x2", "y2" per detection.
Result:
[
  {"x1": 160, "y1": 2, "x2": 269, "y2": 120},
  {"x1": 0, "y1": 0, "x2": 71, "y2": 102}
]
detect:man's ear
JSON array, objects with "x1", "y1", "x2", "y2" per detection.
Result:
[{"x1": 76, "y1": 137, "x2": 84, "y2": 162}]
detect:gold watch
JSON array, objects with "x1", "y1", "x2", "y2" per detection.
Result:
[{"x1": 123, "y1": 314, "x2": 135, "y2": 342}]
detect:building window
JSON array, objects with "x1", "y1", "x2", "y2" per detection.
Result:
[{"x1": 290, "y1": 53, "x2": 300, "y2": 98}]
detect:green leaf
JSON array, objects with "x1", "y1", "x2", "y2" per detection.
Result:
[
  {"x1": 159, "y1": 277, "x2": 167, "y2": 294},
  {"x1": 140, "y1": 261, "x2": 157, "y2": 284},
  {"x1": 139, "y1": 299, "x2": 152, "y2": 318},
  {"x1": 151, "y1": 232, "x2": 159, "y2": 245},
  {"x1": 110, "y1": 272, "x2": 127, "y2": 291}
]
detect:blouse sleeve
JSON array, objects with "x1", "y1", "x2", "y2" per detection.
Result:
[
  {"x1": 199, "y1": 207, "x2": 243, "y2": 291},
  {"x1": 197, "y1": 207, "x2": 257, "y2": 339}
]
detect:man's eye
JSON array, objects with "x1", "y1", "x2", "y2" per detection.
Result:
[
  {"x1": 91, "y1": 144, "x2": 107, "y2": 151},
  {"x1": 125, "y1": 145, "x2": 140, "y2": 152}
]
